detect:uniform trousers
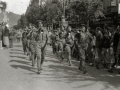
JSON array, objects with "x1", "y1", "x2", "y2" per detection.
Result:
[
  {"x1": 78, "y1": 45, "x2": 86, "y2": 71},
  {"x1": 29, "y1": 40, "x2": 36, "y2": 65},
  {"x1": 9, "y1": 39, "x2": 13, "y2": 48},
  {"x1": 35, "y1": 41, "x2": 47, "y2": 71},
  {"x1": 22, "y1": 38, "x2": 27, "y2": 53}
]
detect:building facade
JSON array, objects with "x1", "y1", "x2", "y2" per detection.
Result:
[{"x1": 95, "y1": 0, "x2": 120, "y2": 26}]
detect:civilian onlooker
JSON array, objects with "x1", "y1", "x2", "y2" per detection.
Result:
[
  {"x1": 9, "y1": 28, "x2": 14, "y2": 48},
  {"x1": 0, "y1": 23, "x2": 3, "y2": 49},
  {"x1": 3, "y1": 24, "x2": 9, "y2": 48},
  {"x1": 112, "y1": 26, "x2": 120, "y2": 68}
]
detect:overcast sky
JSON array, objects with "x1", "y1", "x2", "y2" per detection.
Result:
[{"x1": 1, "y1": 0, "x2": 30, "y2": 15}]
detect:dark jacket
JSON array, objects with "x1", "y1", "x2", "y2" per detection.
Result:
[
  {"x1": 113, "y1": 31, "x2": 120, "y2": 47},
  {"x1": 4, "y1": 26, "x2": 9, "y2": 36}
]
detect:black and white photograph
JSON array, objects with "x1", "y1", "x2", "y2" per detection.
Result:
[{"x1": 0, "y1": 0, "x2": 120, "y2": 90}]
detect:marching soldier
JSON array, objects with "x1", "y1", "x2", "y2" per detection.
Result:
[
  {"x1": 35, "y1": 21, "x2": 48, "y2": 74},
  {"x1": 22, "y1": 28, "x2": 28, "y2": 54},
  {"x1": 59, "y1": 26, "x2": 67, "y2": 60},
  {"x1": 65, "y1": 26, "x2": 74, "y2": 66},
  {"x1": 29, "y1": 26, "x2": 37, "y2": 66},
  {"x1": 51, "y1": 29, "x2": 59, "y2": 54},
  {"x1": 76, "y1": 25, "x2": 88, "y2": 74},
  {"x1": 26, "y1": 25, "x2": 32, "y2": 56}
]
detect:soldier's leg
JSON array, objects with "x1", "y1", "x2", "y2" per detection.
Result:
[
  {"x1": 52, "y1": 42, "x2": 55, "y2": 54},
  {"x1": 78, "y1": 47, "x2": 87, "y2": 74},
  {"x1": 9, "y1": 39, "x2": 11, "y2": 48},
  {"x1": 26, "y1": 40, "x2": 30, "y2": 56},
  {"x1": 11, "y1": 39, "x2": 13, "y2": 48},
  {"x1": 59, "y1": 43, "x2": 64, "y2": 62},
  {"x1": 112, "y1": 47, "x2": 117, "y2": 67},
  {"x1": 32, "y1": 52, "x2": 35, "y2": 66},
  {"x1": 108, "y1": 63, "x2": 113, "y2": 73},
  {"x1": 95, "y1": 48, "x2": 101, "y2": 69},
  {"x1": 23, "y1": 41, "x2": 27, "y2": 54},
  {"x1": 66, "y1": 45, "x2": 72, "y2": 66},
  {"x1": 36, "y1": 46, "x2": 42, "y2": 74},
  {"x1": 41, "y1": 47, "x2": 47, "y2": 65},
  {"x1": 56, "y1": 43, "x2": 59, "y2": 57}
]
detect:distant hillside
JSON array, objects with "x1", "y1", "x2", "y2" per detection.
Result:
[{"x1": 0, "y1": 12, "x2": 21, "y2": 26}]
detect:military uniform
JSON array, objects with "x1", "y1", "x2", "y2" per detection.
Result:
[
  {"x1": 9, "y1": 30, "x2": 14, "y2": 48},
  {"x1": 65, "y1": 31, "x2": 74, "y2": 66},
  {"x1": 59, "y1": 30, "x2": 67, "y2": 61},
  {"x1": 22, "y1": 30, "x2": 27, "y2": 54},
  {"x1": 29, "y1": 28, "x2": 37, "y2": 66},
  {"x1": 26, "y1": 29, "x2": 31, "y2": 56},
  {"x1": 77, "y1": 31, "x2": 88, "y2": 74},
  {"x1": 35, "y1": 27, "x2": 48, "y2": 74},
  {"x1": 51, "y1": 30, "x2": 59, "y2": 54}
]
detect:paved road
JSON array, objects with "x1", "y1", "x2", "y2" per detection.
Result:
[{"x1": 0, "y1": 42, "x2": 120, "y2": 90}]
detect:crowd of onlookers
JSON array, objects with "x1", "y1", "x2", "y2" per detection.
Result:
[{"x1": 0, "y1": 22, "x2": 22, "y2": 49}]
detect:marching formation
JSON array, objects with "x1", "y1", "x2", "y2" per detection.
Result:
[
  {"x1": 21, "y1": 20, "x2": 120, "y2": 74},
  {"x1": 22, "y1": 21, "x2": 48, "y2": 74}
]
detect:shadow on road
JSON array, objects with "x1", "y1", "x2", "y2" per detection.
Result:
[
  {"x1": 38, "y1": 49, "x2": 120, "y2": 89},
  {"x1": 9, "y1": 60, "x2": 31, "y2": 66},
  {"x1": 11, "y1": 65, "x2": 36, "y2": 73},
  {"x1": 11, "y1": 49, "x2": 23, "y2": 52},
  {"x1": 10, "y1": 55, "x2": 28, "y2": 60},
  {"x1": 9, "y1": 45, "x2": 120, "y2": 89},
  {"x1": 10, "y1": 52, "x2": 24, "y2": 55},
  {"x1": 14, "y1": 45, "x2": 22, "y2": 47}
]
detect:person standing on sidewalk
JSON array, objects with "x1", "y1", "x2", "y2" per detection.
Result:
[
  {"x1": 9, "y1": 28, "x2": 14, "y2": 48},
  {"x1": 0, "y1": 23, "x2": 3, "y2": 49},
  {"x1": 35, "y1": 21, "x2": 48, "y2": 74},
  {"x1": 22, "y1": 28, "x2": 28, "y2": 54},
  {"x1": 3, "y1": 24, "x2": 9, "y2": 48}
]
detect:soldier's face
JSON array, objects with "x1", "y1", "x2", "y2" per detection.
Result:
[
  {"x1": 55, "y1": 32, "x2": 57, "y2": 34},
  {"x1": 62, "y1": 26, "x2": 65, "y2": 30},
  {"x1": 82, "y1": 27, "x2": 85, "y2": 32},
  {"x1": 39, "y1": 22, "x2": 43, "y2": 27},
  {"x1": 68, "y1": 27, "x2": 71, "y2": 31}
]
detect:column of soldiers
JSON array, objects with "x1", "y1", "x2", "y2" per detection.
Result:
[
  {"x1": 22, "y1": 21, "x2": 120, "y2": 74},
  {"x1": 22, "y1": 21, "x2": 48, "y2": 74},
  {"x1": 51, "y1": 24, "x2": 120, "y2": 74}
]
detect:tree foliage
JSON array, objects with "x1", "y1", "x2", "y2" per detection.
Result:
[
  {"x1": 16, "y1": 0, "x2": 104, "y2": 29},
  {"x1": 68, "y1": 0, "x2": 104, "y2": 27}
]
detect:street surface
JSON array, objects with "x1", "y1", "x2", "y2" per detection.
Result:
[{"x1": 0, "y1": 42, "x2": 120, "y2": 90}]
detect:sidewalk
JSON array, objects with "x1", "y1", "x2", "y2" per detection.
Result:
[{"x1": 0, "y1": 42, "x2": 120, "y2": 90}]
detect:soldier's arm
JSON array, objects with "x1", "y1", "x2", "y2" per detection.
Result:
[
  {"x1": 27, "y1": 31, "x2": 32, "y2": 37},
  {"x1": 46, "y1": 30, "x2": 49, "y2": 42}
]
